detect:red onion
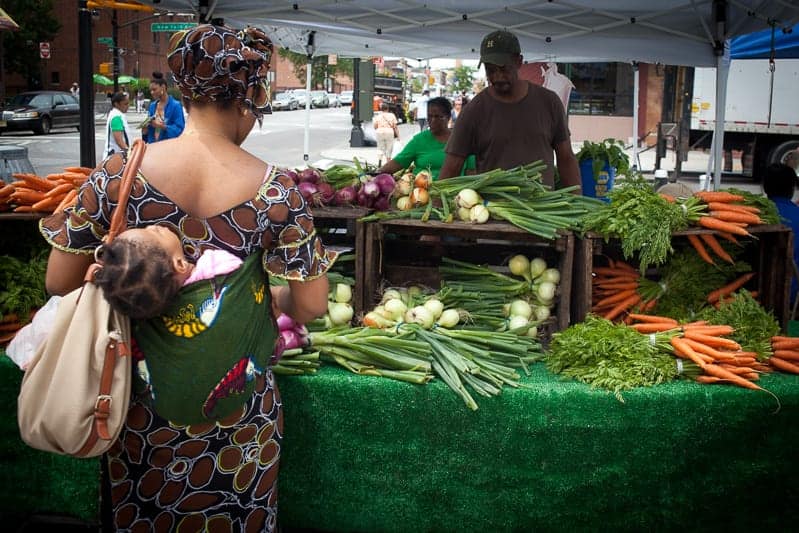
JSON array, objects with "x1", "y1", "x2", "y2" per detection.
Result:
[
  {"x1": 297, "y1": 182, "x2": 318, "y2": 203},
  {"x1": 356, "y1": 187, "x2": 371, "y2": 207},
  {"x1": 373, "y1": 194, "x2": 391, "y2": 211},
  {"x1": 285, "y1": 169, "x2": 299, "y2": 185},
  {"x1": 361, "y1": 179, "x2": 380, "y2": 198},
  {"x1": 271, "y1": 334, "x2": 286, "y2": 364},
  {"x1": 373, "y1": 173, "x2": 396, "y2": 195},
  {"x1": 276, "y1": 313, "x2": 297, "y2": 332},
  {"x1": 335, "y1": 185, "x2": 357, "y2": 206},
  {"x1": 280, "y1": 329, "x2": 304, "y2": 350},
  {"x1": 297, "y1": 167, "x2": 321, "y2": 184},
  {"x1": 316, "y1": 182, "x2": 336, "y2": 205}
]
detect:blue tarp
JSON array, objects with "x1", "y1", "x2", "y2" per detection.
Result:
[{"x1": 730, "y1": 23, "x2": 799, "y2": 59}]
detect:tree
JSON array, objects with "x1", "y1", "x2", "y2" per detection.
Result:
[
  {"x1": 277, "y1": 48, "x2": 353, "y2": 90},
  {"x1": 1, "y1": 0, "x2": 60, "y2": 90},
  {"x1": 450, "y1": 65, "x2": 475, "y2": 95}
]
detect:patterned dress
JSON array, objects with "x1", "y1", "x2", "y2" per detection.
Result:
[{"x1": 39, "y1": 153, "x2": 336, "y2": 532}]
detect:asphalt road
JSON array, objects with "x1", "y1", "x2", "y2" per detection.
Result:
[{"x1": 0, "y1": 105, "x2": 397, "y2": 177}]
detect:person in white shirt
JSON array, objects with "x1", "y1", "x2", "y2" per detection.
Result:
[
  {"x1": 104, "y1": 92, "x2": 134, "y2": 157},
  {"x1": 414, "y1": 89, "x2": 430, "y2": 131},
  {"x1": 69, "y1": 82, "x2": 79, "y2": 98}
]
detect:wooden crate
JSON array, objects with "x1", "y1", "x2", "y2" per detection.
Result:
[
  {"x1": 572, "y1": 224, "x2": 793, "y2": 328},
  {"x1": 310, "y1": 206, "x2": 370, "y2": 315},
  {"x1": 363, "y1": 219, "x2": 575, "y2": 333}
]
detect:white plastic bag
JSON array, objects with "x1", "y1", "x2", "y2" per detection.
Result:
[{"x1": 6, "y1": 295, "x2": 62, "y2": 370}]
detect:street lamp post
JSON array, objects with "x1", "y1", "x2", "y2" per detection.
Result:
[{"x1": 112, "y1": 9, "x2": 119, "y2": 93}]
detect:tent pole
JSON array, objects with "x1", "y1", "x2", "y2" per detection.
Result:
[
  {"x1": 712, "y1": 49, "x2": 730, "y2": 191},
  {"x1": 303, "y1": 32, "x2": 316, "y2": 163},
  {"x1": 631, "y1": 62, "x2": 639, "y2": 171}
]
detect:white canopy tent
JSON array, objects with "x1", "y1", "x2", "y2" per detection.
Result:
[{"x1": 152, "y1": 0, "x2": 798, "y2": 187}]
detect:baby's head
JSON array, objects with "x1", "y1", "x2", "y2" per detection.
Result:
[{"x1": 94, "y1": 225, "x2": 192, "y2": 319}]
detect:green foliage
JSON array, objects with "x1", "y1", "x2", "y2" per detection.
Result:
[
  {"x1": 698, "y1": 290, "x2": 780, "y2": 360},
  {"x1": 575, "y1": 138, "x2": 631, "y2": 179},
  {"x1": 1, "y1": 0, "x2": 60, "y2": 90},
  {"x1": 0, "y1": 248, "x2": 48, "y2": 321},
  {"x1": 581, "y1": 177, "x2": 703, "y2": 272},
  {"x1": 643, "y1": 247, "x2": 751, "y2": 321},
  {"x1": 546, "y1": 315, "x2": 685, "y2": 400},
  {"x1": 277, "y1": 48, "x2": 353, "y2": 89},
  {"x1": 449, "y1": 65, "x2": 474, "y2": 95},
  {"x1": 410, "y1": 77, "x2": 424, "y2": 94}
]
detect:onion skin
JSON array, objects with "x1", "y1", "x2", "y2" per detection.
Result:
[
  {"x1": 335, "y1": 185, "x2": 357, "y2": 206},
  {"x1": 297, "y1": 182, "x2": 319, "y2": 203},
  {"x1": 276, "y1": 313, "x2": 297, "y2": 331},
  {"x1": 362, "y1": 180, "x2": 381, "y2": 198},
  {"x1": 374, "y1": 173, "x2": 397, "y2": 195},
  {"x1": 297, "y1": 167, "x2": 321, "y2": 184},
  {"x1": 316, "y1": 182, "x2": 336, "y2": 205}
]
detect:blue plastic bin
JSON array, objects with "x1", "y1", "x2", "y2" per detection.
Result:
[{"x1": 579, "y1": 159, "x2": 615, "y2": 200}]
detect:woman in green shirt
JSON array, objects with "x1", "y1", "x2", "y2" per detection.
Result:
[{"x1": 377, "y1": 97, "x2": 475, "y2": 180}]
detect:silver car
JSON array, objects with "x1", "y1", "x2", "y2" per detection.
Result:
[
  {"x1": 310, "y1": 90, "x2": 329, "y2": 108},
  {"x1": 272, "y1": 92, "x2": 299, "y2": 111}
]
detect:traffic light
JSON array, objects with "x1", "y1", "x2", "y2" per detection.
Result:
[{"x1": 99, "y1": 62, "x2": 112, "y2": 76}]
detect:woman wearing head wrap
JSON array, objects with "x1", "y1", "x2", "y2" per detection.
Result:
[{"x1": 39, "y1": 24, "x2": 334, "y2": 531}]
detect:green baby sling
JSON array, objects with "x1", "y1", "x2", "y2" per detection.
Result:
[{"x1": 132, "y1": 252, "x2": 277, "y2": 426}]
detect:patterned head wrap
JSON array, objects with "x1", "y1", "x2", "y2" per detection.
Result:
[{"x1": 167, "y1": 24, "x2": 274, "y2": 120}]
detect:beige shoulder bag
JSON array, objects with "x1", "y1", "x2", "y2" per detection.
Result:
[{"x1": 17, "y1": 140, "x2": 145, "y2": 457}]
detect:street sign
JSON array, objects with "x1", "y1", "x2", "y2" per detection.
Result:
[
  {"x1": 151, "y1": 22, "x2": 197, "y2": 32},
  {"x1": 39, "y1": 42, "x2": 50, "y2": 59},
  {"x1": 97, "y1": 36, "x2": 114, "y2": 46}
]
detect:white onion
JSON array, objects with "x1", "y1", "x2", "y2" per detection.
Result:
[
  {"x1": 508, "y1": 254, "x2": 530, "y2": 278},
  {"x1": 395, "y1": 179, "x2": 413, "y2": 197},
  {"x1": 437, "y1": 308, "x2": 460, "y2": 328},
  {"x1": 328, "y1": 302, "x2": 354, "y2": 325},
  {"x1": 405, "y1": 306, "x2": 435, "y2": 329},
  {"x1": 534, "y1": 305, "x2": 551, "y2": 322},
  {"x1": 508, "y1": 315, "x2": 530, "y2": 331},
  {"x1": 455, "y1": 188, "x2": 481, "y2": 209},
  {"x1": 469, "y1": 204, "x2": 490, "y2": 224},
  {"x1": 383, "y1": 298, "x2": 408, "y2": 320},
  {"x1": 509, "y1": 299, "x2": 533, "y2": 320},
  {"x1": 525, "y1": 325, "x2": 538, "y2": 338},
  {"x1": 541, "y1": 268, "x2": 561, "y2": 285},
  {"x1": 530, "y1": 257, "x2": 547, "y2": 279},
  {"x1": 457, "y1": 207, "x2": 472, "y2": 222},
  {"x1": 382, "y1": 289, "x2": 402, "y2": 303},
  {"x1": 423, "y1": 299, "x2": 444, "y2": 320},
  {"x1": 537, "y1": 281, "x2": 557, "y2": 303},
  {"x1": 334, "y1": 283, "x2": 352, "y2": 304},
  {"x1": 374, "y1": 305, "x2": 394, "y2": 320}
]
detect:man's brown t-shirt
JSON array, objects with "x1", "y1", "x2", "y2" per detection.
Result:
[{"x1": 445, "y1": 82, "x2": 569, "y2": 187}]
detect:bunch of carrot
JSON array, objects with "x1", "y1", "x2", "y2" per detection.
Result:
[
  {"x1": 0, "y1": 313, "x2": 22, "y2": 346},
  {"x1": 693, "y1": 190, "x2": 763, "y2": 236},
  {"x1": 627, "y1": 314, "x2": 773, "y2": 392},
  {"x1": 0, "y1": 167, "x2": 91, "y2": 214},
  {"x1": 591, "y1": 259, "x2": 655, "y2": 321},
  {"x1": 768, "y1": 336, "x2": 799, "y2": 374},
  {"x1": 706, "y1": 272, "x2": 757, "y2": 307}
]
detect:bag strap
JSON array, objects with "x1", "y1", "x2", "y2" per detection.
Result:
[
  {"x1": 75, "y1": 140, "x2": 144, "y2": 457},
  {"x1": 107, "y1": 138, "x2": 145, "y2": 242}
]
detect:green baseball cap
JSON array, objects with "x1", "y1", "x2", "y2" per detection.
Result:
[{"x1": 479, "y1": 30, "x2": 521, "y2": 67}]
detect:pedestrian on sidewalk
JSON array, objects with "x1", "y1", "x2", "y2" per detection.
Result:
[
  {"x1": 103, "y1": 91, "x2": 134, "y2": 158},
  {"x1": 372, "y1": 101, "x2": 400, "y2": 165},
  {"x1": 141, "y1": 71, "x2": 185, "y2": 143},
  {"x1": 135, "y1": 88, "x2": 145, "y2": 113}
]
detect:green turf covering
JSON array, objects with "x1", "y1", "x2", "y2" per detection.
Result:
[
  {"x1": 0, "y1": 357, "x2": 99, "y2": 527},
  {"x1": 276, "y1": 364, "x2": 799, "y2": 531},
  {"x1": 2, "y1": 354, "x2": 798, "y2": 531}
]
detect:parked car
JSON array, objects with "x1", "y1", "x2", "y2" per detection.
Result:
[
  {"x1": 0, "y1": 91, "x2": 80, "y2": 135},
  {"x1": 339, "y1": 90, "x2": 353, "y2": 105},
  {"x1": 272, "y1": 92, "x2": 299, "y2": 111},
  {"x1": 310, "y1": 90, "x2": 329, "y2": 108},
  {"x1": 291, "y1": 89, "x2": 309, "y2": 107},
  {"x1": 327, "y1": 92, "x2": 342, "y2": 107}
]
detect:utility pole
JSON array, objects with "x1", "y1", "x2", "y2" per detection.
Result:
[
  {"x1": 78, "y1": 0, "x2": 95, "y2": 168},
  {"x1": 112, "y1": 9, "x2": 119, "y2": 93}
]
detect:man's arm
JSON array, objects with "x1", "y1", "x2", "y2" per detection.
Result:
[
  {"x1": 554, "y1": 139, "x2": 581, "y2": 193},
  {"x1": 438, "y1": 153, "x2": 467, "y2": 180}
]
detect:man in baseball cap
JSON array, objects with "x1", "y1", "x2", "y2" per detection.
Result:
[
  {"x1": 439, "y1": 28, "x2": 581, "y2": 193},
  {"x1": 479, "y1": 30, "x2": 521, "y2": 68}
]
